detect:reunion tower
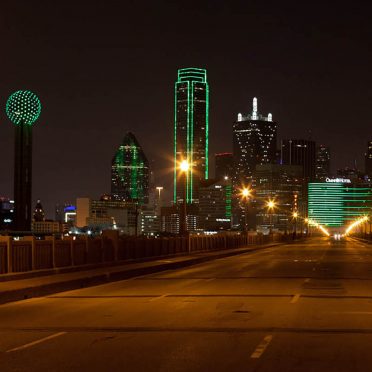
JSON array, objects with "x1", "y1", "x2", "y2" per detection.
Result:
[{"x1": 5, "y1": 90, "x2": 42, "y2": 231}]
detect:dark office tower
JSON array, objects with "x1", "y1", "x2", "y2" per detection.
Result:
[
  {"x1": 215, "y1": 153, "x2": 233, "y2": 180},
  {"x1": 366, "y1": 141, "x2": 372, "y2": 178},
  {"x1": 315, "y1": 145, "x2": 331, "y2": 181},
  {"x1": 5, "y1": 91, "x2": 41, "y2": 231},
  {"x1": 33, "y1": 200, "x2": 45, "y2": 222},
  {"x1": 281, "y1": 139, "x2": 316, "y2": 181},
  {"x1": 111, "y1": 132, "x2": 150, "y2": 205},
  {"x1": 174, "y1": 68, "x2": 209, "y2": 203},
  {"x1": 233, "y1": 97, "x2": 277, "y2": 188}
]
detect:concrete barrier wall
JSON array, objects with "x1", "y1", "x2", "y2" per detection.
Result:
[
  {"x1": 0, "y1": 232, "x2": 300, "y2": 275},
  {"x1": 0, "y1": 243, "x2": 7, "y2": 274}
]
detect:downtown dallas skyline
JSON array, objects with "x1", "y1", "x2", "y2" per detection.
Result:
[{"x1": 0, "y1": 1, "x2": 371, "y2": 217}]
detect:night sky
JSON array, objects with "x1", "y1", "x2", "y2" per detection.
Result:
[{"x1": 1, "y1": 1, "x2": 371, "y2": 217}]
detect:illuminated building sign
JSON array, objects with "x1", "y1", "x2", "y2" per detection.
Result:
[{"x1": 325, "y1": 178, "x2": 351, "y2": 184}]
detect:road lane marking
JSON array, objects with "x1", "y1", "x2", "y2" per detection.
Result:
[
  {"x1": 251, "y1": 335, "x2": 273, "y2": 359},
  {"x1": 290, "y1": 294, "x2": 301, "y2": 303},
  {"x1": 304, "y1": 278, "x2": 310, "y2": 283},
  {"x1": 204, "y1": 278, "x2": 216, "y2": 282},
  {"x1": 148, "y1": 293, "x2": 170, "y2": 302},
  {"x1": 6, "y1": 332, "x2": 66, "y2": 353}
]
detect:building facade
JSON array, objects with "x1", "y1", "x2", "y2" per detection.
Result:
[
  {"x1": 281, "y1": 139, "x2": 316, "y2": 182},
  {"x1": 255, "y1": 164, "x2": 304, "y2": 232},
  {"x1": 0, "y1": 198, "x2": 14, "y2": 230},
  {"x1": 111, "y1": 132, "x2": 149, "y2": 205},
  {"x1": 365, "y1": 140, "x2": 372, "y2": 178},
  {"x1": 233, "y1": 98, "x2": 277, "y2": 189},
  {"x1": 308, "y1": 180, "x2": 372, "y2": 227},
  {"x1": 31, "y1": 221, "x2": 61, "y2": 234},
  {"x1": 198, "y1": 179, "x2": 232, "y2": 231},
  {"x1": 76, "y1": 197, "x2": 140, "y2": 236},
  {"x1": 174, "y1": 68, "x2": 209, "y2": 204},
  {"x1": 215, "y1": 152, "x2": 233, "y2": 181},
  {"x1": 315, "y1": 145, "x2": 331, "y2": 181},
  {"x1": 232, "y1": 98, "x2": 277, "y2": 228}
]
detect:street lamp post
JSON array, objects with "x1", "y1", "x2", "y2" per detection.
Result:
[
  {"x1": 305, "y1": 218, "x2": 309, "y2": 236},
  {"x1": 179, "y1": 160, "x2": 189, "y2": 236},
  {"x1": 241, "y1": 188, "x2": 251, "y2": 233},
  {"x1": 292, "y1": 211, "x2": 298, "y2": 239},
  {"x1": 266, "y1": 199, "x2": 276, "y2": 236}
]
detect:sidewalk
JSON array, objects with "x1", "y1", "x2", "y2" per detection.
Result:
[{"x1": 0, "y1": 242, "x2": 280, "y2": 305}]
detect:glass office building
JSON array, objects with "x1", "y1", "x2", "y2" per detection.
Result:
[{"x1": 308, "y1": 181, "x2": 372, "y2": 227}]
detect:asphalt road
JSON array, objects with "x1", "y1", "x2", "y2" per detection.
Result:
[{"x1": 2, "y1": 236, "x2": 372, "y2": 371}]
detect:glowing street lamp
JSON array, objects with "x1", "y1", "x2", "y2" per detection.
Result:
[
  {"x1": 179, "y1": 160, "x2": 190, "y2": 235},
  {"x1": 180, "y1": 160, "x2": 189, "y2": 172},
  {"x1": 241, "y1": 187, "x2": 252, "y2": 232},
  {"x1": 266, "y1": 199, "x2": 276, "y2": 233},
  {"x1": 304, "y1": 217, "x2": 310, "y2": 236},
  {"x1": 292, "y1": 211, "x2": 298, "y2": 237},
  {"x1": 266, "y1": 200, "x2": 276, "y2": 211}
]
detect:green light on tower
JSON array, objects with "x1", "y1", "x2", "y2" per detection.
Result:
[
  {"x1": 6, "y1": 90, "x2": 41, "y2": 125},
  {"x1": 174, "y1": 68, "x2": 209, "y2": 204},
  {"x1": 6, "y1": 90, "x2": 41, "y2": 231}
]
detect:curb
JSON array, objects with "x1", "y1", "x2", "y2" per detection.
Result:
[{"x1": 0, "y1": 243, "x2": 281, "y2": 305}]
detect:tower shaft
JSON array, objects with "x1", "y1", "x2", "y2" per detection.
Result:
[{"x1": 14, "y1": 123, "x2": 32, "y2": 231}]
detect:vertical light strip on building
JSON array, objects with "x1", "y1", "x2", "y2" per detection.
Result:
[
  {"x1": 173, "y1": 83, "x2": 178, "y2": 203},
  {"x1": 205, "y1": 80, "x2": 209, "y2": 179},
  {"x1": 225, "y1": 184, "x2": 232, "y2": 218},
  {"x1": 188, "y1": 80, "x2": 192, "y2": 202}
]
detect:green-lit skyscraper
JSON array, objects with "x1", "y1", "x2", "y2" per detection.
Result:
[
  {"x1": 174, "y1": 68, "x2": 209, "y2": 203},
  {"x1": 111, "y1": 132, "x2": 149, "y2": 205}
]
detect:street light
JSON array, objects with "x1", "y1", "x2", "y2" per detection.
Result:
[
  {"x1": 292, "y1": 211, "x2": 298, "y2": 237},
  {"x1": 179, "y1": 160, "x2": 189, "y2": 235},
  {"x1": 266, "y1": 199, "x2": 276, "y2": 234},
  {"x1": 241, "y1": 187, "x2": 252, "y2": 232}
]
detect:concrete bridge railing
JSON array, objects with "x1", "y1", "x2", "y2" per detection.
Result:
[{"x1": 0, "y1": 232, "x2": 300, "y2": 275}]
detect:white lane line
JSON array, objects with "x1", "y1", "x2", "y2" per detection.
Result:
[
  {"x1": 148, "y1": 293, "x2": 170, "y2": 302},
  {"x1": 6, "y1": 332, "x2": 66, "y2": 353},
  {"x1": 330, "y1": 311, "x2": 372, "y2": 315},
  {"x1": 204, "y1": 278, "x2": 216, "y2": 282},
  {"x1": 251, "y1": 335, "x2": 273, "y2": 359},
  {"x1": 290, "y1": 294, "x2": 301, "y2": 304}
]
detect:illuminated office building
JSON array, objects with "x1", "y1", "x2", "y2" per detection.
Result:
[
  {"x1": 232, "y1": 98, "x2": 277, "y2": 228},
  {"x1": 76, "y1": 197, "x2": 140, "y2": 235},
  {"x1": 308, "y1": 181, "x2": 372, "y2": 227},
  {"x1": 365, "y1": 141, "x2": 372, "y2": 178},
  {"x1": 255, "y1": 164, "x2": 303, "y2": 232},
  {"x1": 315, "y1": 145, "x2": 331, "y2": 181},
  {"x1": 199, "y1": 178, "x2": 232, "y2": 230},
  {"x1": 0, "y1": 198, "x2": 14, "y2": 230},
  {"x1": 215, "y1": 152, "x2": 233, "y2": 180},
  {"x1": 33, "y1": 200, "x2": 45, "y2": 222},
  {"x1": 111, "y1": 132, "x2": 149, "y2": 205},
  {"x1": 233, "y1": 97, "x2": 277, "y2": 188},
  {"x1": 174, "y1": 68, "x2": 209, "y2": 203},
  {"x1": 281, "y1": 139, "x2": 316, "y2": 182}
]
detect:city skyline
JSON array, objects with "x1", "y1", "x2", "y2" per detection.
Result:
[{"x1": 1, "y1": 2, "x2": 372, "y2": 217}]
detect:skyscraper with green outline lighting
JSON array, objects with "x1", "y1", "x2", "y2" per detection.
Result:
[
  {"x1": 174, "y1": 68, "x2": 209, "y2": 204},
  {"x1": 111, "y1": 132, "x2": 149, "y2": 205}
]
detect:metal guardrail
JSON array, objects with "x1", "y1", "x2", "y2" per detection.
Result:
[{"x1": 0, "y1": 233, "x2": 299, "y2": 275}]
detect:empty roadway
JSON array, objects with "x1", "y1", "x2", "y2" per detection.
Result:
[{"x1": 1, "y1": 237, "x2": 372, "y2": 371}]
